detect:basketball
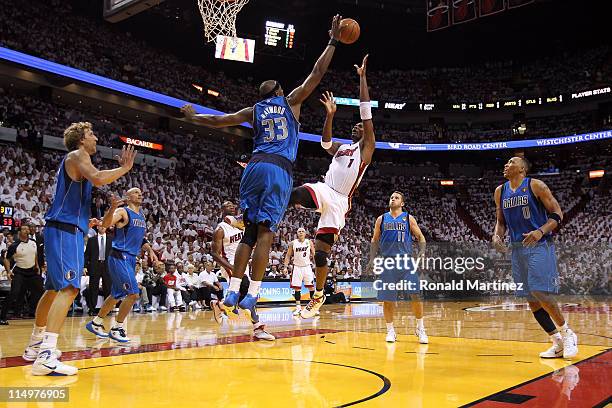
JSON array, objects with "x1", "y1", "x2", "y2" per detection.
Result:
[{"x1": 339, "y1": 18, "x2": 360, "y2": 44}]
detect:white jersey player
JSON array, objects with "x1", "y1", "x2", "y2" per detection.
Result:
[
  {"x1": 211, "y1": 201, "x2": 274, "y2": 340},
  {"x1": 282, "y1": 228, "x2": 315, "y2": 316},
  {"x1": 288, "y1": 55, "x2": 375, "y2": 319}
]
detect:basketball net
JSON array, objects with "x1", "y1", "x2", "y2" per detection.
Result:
[{"x1": 197, "y1": 0, "x2": 249, "y2": 44}]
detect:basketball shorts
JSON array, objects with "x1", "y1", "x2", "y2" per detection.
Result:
[
  {"x1": 108, "y1": 250, "x2": 140, "y2": 299},
  {"x1": 303, "y1": 182, "x2": 350, "y2": 235},
  {"x1": 511, "y1": 241, "x2": 559, "y2": 297},
  {"x1": 291, "y1": 265, "x2": 315, "y2": 289},
  {"x1": 375, "y1": 258, "x2": 419, "y2": 301},
  {"x1": 240, "y1": 160, "x2": 292, "y2": 233},
  {"x1": 43, "y1": 223, "x2": 84, "y2": 291}
]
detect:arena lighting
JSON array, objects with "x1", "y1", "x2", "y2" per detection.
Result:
[
  {"x1": 207, "y1": 89, "x2": 220, "y2": 97},
  {"x1": 120, "y1": 136, "x2": 163, "y2": 151},
  {"x1": 589, "y1": 170, "x2": 605, "y2": 179},
  {"x1": 2, "y1": 46, "x2": 611, "y2": 152},
  {"x1": 440, "y1": 180, "x2": 454, "y2": 186}
]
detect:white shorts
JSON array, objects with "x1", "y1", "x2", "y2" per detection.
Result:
[
  {"x1": 291, "y1": 265, "x2": 315, "y2": 289},
  {"x1": 304, "y1": 182, "x2": 350, "y2": 235}
]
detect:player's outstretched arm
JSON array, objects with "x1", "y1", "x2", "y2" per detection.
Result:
[
  {"x1": 181, "y1": 105, "x2": 253, "y2": 128},
  {"x1": 101, "y1": 194, "x2": 127, "y2": 229},
  {"x1": 287, "y1": 14, "x2": 342, "y2": 109},
  {"x1": 492, "y1": 185, "x2": 508, "y2": 253},
  {"x1": 355, "y1": 55, "x2": 375, "y2": 165},
  {"x1": 522, "y1": 179, "x2": 564, "y2": 247},
  {"x1": 72, "y1": 145, "x2": 136, "y2": 187},
  {"x1": 319, "y1": 91, "x2": 342, "y2": 156},
  {"x1": 211, "y1": 227, "x2": 235, "y2": 274},
  {"x1": 366, "y1": 215, "x2": 382, "y2": 274},
  {"x1": 409, "y1": 215, "x2": 426, "y2": 257}
]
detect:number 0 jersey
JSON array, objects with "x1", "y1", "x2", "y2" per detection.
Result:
[{"x1": 501, "y1": 177, "x2": 549, "y2": 243}]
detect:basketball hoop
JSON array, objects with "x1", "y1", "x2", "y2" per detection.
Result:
[{"x1": 197, "y1": 0, "x2": 249, "y2": 43}]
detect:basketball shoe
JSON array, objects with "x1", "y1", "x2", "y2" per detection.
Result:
[
  {"x1": 31, "y1": 350, "x2": 77, "y2": 376},
  {"x1": 222, "y1": 291, "x2": 240, "y2": 318},
  {"x1": 385, "y1": 329, "x2": 397, "y2": 343},
  {"x1": 85, "y1": 320, "x2": 109, "y2": 338},
  {"x1": 539, "y1": 334, "x2": 563, "y2": 358},
  {"x1": 238, "y1": 294, "x2": 260, "y2": 323},
  {"x1": 109, "y1": 326, "x2": 130, "y2": 343},
  {"x1": 562, "y1": 329, "x2": 578, "y2": 359},
  {"x1": 23, "y1": 342, "x2": 62, "y2": 362},
  {"x1": 253, "y1": 323, "x2": 275, "y2": 341},
  {"x1": 415, "y1": 328, "x2": 429, "y2": 344},
  {"x1": 300, "y1": 294, "x2": 326, "y2": 319}
]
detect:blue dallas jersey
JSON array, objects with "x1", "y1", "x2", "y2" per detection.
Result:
[
  {"x1": 45, "y1": 157, "x2": 93, "y2": 233},
  {"x1": 112, "y1": 207, "x2": 147, "y2": 256},
  {"x1": 379, "y1": 211, "x2": 413, "y2": 257},
  {"x1": 252, "y1": 96, "x2": 300, "y2": 163},
  {"x1": 501, "y1": 177, "x2": 549, "y2": 243}
]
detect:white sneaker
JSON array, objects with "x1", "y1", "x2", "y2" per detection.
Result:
[
  {"x1": 415, "y1": 328, "x2": 429, "y2": 344},
  {"x1": 562, "y1": 329, "x2": 578, "y2": 359},
  {"x1": 300, "y1": 294, "x2": 326, "y2": 319},
  {"x1": 23, "y1": 342, "x2": 62, "y2": 362},
  {"x1": 85, "y1": 321, "x2": 109, "y2": 338},
  {"x1": 315, "y1": 310, "x2": 320, "y2": 316},
  {"x1": 159, "y1": 306, "x2": 168, "y2": 312},
  {"x1": 254, "y1": 325, "x2": 275, "y2": 341},
  {"x1": 292, "y1": 307, "x2": 301, "y2": 316},
  {"x1": 539, "y1": 342, "x2": 564, "y2": 358},
  {"x1": 386, "y1": 330, "x2": 397, "y2": 343},
  {"x1": 31, "y1": 351, "x2": 77, "y2": 376},
  {"x1": 109, "y1": 327, "x2": 130, "y2": 343}
]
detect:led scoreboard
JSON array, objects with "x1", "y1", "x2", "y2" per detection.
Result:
[
  {"x1": 1, "y1": 205, "x2": 14, "y2": 229},
  {"x1": 264, "y1": 21, "x2": 295, "y2": 48}
]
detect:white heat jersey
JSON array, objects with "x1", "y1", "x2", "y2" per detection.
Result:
[
  {"x1": 217, "y1": 221, "x2": 244, "y2": 265},
  {"x1": 292, "y1": 238, "x2": 312, "y2": 267},
  {"x1": 324, "y1": 142, "x2": 368, "y2": 196}
]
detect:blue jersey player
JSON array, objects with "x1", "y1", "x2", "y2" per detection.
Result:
[
  {"x1": 30, "y1": 122, "x2": 136, "y2": 376},
  {"x1": 493, "y1": 157, "x2": 578, "y2": 359},
  {"x1": 85, "y1": 189, "x2": 158, "y2": 343},
  {"x1": 181, "y1": 15, "x2": 343, "y2": 327},
  {"x1": 367, "y1": 192, "x2": 428, "y2": 344}
]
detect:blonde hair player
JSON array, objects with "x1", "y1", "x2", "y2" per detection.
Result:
[
  {"x1": 366, "y1": 191, "x2": 428, "y2": 343},
  {"x1": 288, "y1": 55, "x2": 375, "y2": 318},
  {"x1": 282, "y1": 227, "x2": 316, "y2": 316}
]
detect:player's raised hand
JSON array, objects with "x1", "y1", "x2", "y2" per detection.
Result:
[
  {"x1": 329, "y1": 14, "x2": 342, "y2": 40},
  {"x1": 354, "y1": 54, "x2": 368, "y2": 77},
  {"x1": 181, "y1": 104, "x2": 196, "y2": 119},
  {"x1": 117, "y1": 144, "x2": 137, "y2": 171},
  {"x1": 522, "y1": 230, "x2": 543, "y2": 247},
  {"x1": 319, "y1": 91, "x2": 337, "y2": 114},
  {"x1": 492, "y1": 234, "x2": 508, "y2": 254},
  {"x1": 108, "y1": 193, "x2": 126, "y2": 210}
]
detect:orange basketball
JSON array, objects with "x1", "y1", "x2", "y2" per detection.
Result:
[{"x1": 339, "y1": 18, "x2": 360, "y2": 44}]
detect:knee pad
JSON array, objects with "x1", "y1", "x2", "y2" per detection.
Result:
[
  {"x1": 316, "y1": 233, "x2": 335, "y2": 246},
  {"x1": 241, "y1": 221, "x2": 258, "y2": 247},
  {"x1": 314, "y1": 250, "x2": 329, "y2": 268}
]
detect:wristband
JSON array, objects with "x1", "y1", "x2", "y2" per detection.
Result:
[
  {"x1": 321, "y1": 140, "x2": 333, "y2": 149},
  {"x1": 359, "y1": 101, "x2": 372, "y2": 120},
  {"x1": 537, "y1": 228, "x2": 545, "y2": 237},
  {"x1": 548, "y1": 213, "x2": 562, "y2": 225},
  {"x1": 328, "y1": 38, "x2": 339, "y2": 47}
]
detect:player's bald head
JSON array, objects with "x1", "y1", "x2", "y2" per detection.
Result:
[
  {"x1": 125, "y1": 187, "x2": 143, "y2": 204},
  {"x1": 259, "y1": 80, "x2": 283, "y2": 98}
]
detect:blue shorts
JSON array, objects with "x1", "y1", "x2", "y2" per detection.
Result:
[
  {"x1": 240, "y1": 159, "x2": 292, "y2": 233},
  {"x1": 375, "y1": 266, "x2": 420, "y2": 301},
  {"x1": 511, "y1": 241, "x2": 559, "y2": 296},
  {"x1": 108, "y1": 251, "x2": 139, "y2": 299},
  {"x1": 43, "y1": 223, "x2": 84, "y2": 291}
]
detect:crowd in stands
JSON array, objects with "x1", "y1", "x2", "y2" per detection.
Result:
[{"x1": 1, "y1": 0, "x2": 611, "y2": 143}]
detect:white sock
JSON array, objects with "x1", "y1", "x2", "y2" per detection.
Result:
[
  {"x1": 93, "y1": 316, "x2": 104, "y2": 325},
  {"x1": 416, "y1": 318, "x2": 425, "y2": 330},
  {"x1": 551, "y1": 332, "x2": 562, "y2": 344},
  {"x1": 560, "y1": 322, "x2": 569, "y2": 334},
  {"x1": 229, "y1": 277, "x2": 242, "y2": 292},
  {"x1": 39, "y1": 332, "x2": 59, "y2": 356},
  {"x1": 386, "y1": 323, "x2": 394, "y2": 332},
  {"x1": 314, "y1": 290, "x2": 324, "y2": 299},
  {"x1": 114, "y1": 321, "x2": 124, "y2": 329},
  {"x1": 247, "y1": 280, "x2": 261, "y2": 297},
  {"x1": 253, "y1": 322, "x2": 263, "y2": 330},
  {"x1": 31, "y1": 325, "x2": 46, "y2": 340},
  {"x1": 295, "y1": 301, "x2": 301, "y2": 307}
]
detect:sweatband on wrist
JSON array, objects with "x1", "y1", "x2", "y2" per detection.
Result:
[
  {"x1": 328, "y1": 39, "x2": 339, "y2": 47},
  {"x1": 321, "y1": 140, "x2": 333, "y2": 149},
  {"x1": 359, "y1": 101, "x2": 372, "y2": 120}
]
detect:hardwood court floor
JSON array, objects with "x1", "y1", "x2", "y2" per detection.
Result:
[{"x1": 0, "y1": 296, "x2": 610, "y2": 407}]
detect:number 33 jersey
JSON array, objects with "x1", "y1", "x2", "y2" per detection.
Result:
[{"x1": 253, "y1": 96, "x2": 300, "y2": 163}]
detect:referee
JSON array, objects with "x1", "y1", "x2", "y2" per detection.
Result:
[{"x1": 0, "y1": 225, "x2": 44, "y2": 325}]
